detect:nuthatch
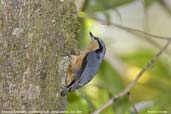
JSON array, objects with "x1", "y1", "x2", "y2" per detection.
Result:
[{"x1": 60, "y1": 32, "x2": 106, "y2": 96}]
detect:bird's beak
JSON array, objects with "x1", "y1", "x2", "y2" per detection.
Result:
[{"x1": 89, "y1": 32, "x2": 96, "y2": 41}]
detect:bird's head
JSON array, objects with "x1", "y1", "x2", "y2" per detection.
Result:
[{"x1": 89, "y1": 32, "x2": 106, "y2": 57}]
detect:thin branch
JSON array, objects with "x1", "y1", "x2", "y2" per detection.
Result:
[
  {"x1": 79, "y1": 14, "x2": 171, "y2": 55},
  {"x1": 79, "y1": 14, "x2": 171, "y2": 40},
  {"x1": 127, "y1": 92, "x2": 139, "y2": 114},
  {"x1": 95, "y1": 16, "x2": 171, "y2": 40},
  {"x1": 115, "y1": 24, "x2": 171, "y2": 55},
  {"x1": 160, "y1": 0, "x2": 171, "y2": 16},
  {"x1": 92, "y1": 40, "x2": 171, "y2": 114}
]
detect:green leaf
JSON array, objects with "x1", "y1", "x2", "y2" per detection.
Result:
[
  {"x1": 121, "y1": 49, "x2": 171, "y2": 113},
  {"x1": 66, "y1": 93, "x2": 91, "y2": 113},
  {"x1": 98, "y1": 60, "x2": 124, "y2": 94}
]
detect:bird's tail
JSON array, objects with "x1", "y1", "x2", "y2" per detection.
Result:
[{"x1": 60, "y1": 87, "x2": 69, "y2": 96}]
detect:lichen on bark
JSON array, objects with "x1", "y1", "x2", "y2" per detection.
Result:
[{"x1": 0, "y1": 0, "x2": 79, "y2": 111}]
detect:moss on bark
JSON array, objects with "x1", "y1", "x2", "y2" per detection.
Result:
[{"x1": 0, "y1": 0, "x2": 79, "y2": 111}]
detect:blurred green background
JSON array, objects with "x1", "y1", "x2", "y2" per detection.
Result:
[{"x1": 67, "y1": 0, "x2": 171, "y2": 114}]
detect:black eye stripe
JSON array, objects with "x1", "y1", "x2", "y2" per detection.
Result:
[{"x1": 96, "y1": 39, "x2": 103, "y2": 53}]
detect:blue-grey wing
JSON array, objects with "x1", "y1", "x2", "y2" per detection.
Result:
[
  {"x1": 69, "y1": 51, "x2": 102, "y2": 91},
  {"x1": 78, "y1": 51, "x2": 102, "y2": 86}
]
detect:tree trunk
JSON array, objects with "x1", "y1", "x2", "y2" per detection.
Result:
[{"x1": 0, "y1": 0, "x2": 78, "y2": 112}]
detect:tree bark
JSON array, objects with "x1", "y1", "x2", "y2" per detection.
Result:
[{"x1": 0, "y1": 0, "x2": 78, "y2": 112}]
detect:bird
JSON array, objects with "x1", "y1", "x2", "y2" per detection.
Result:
[{"x1": 60, "y1": 32, "x2": 106, "y2": 96}]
